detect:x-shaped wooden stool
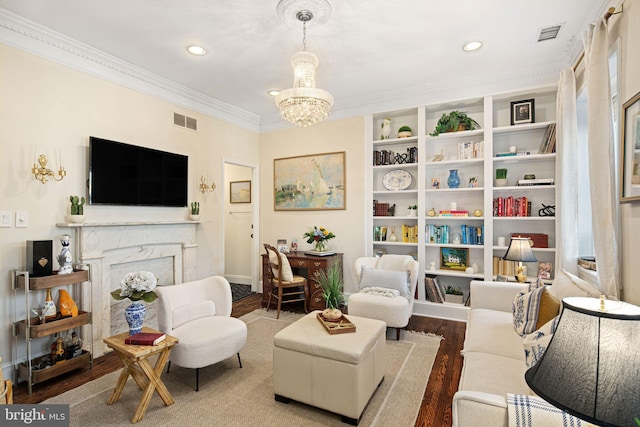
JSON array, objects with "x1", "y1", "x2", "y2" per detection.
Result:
[{"x1": 103, "y1": 327, "x2": 178, "y2": 423}]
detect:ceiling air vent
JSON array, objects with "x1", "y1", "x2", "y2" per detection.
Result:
[
  {"x1": 538, "y1": 24, "x2": 563, "y2": 42},
  {"x1": 173, "y1": 112, "x2": 197, "y2": 131}
]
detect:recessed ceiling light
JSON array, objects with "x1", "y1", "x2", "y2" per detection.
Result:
[
  {"x1": 267, "y1": 90, "x2": 281, "y2": 96},
  {"x1": 463, "y1": 41, "x2": 483, "y2": 52},
  {"x1": 187, "y1": 45, "x2": 207, "y2": 56}
]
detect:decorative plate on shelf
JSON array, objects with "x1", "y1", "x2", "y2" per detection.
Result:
[{"x1": 382, "y1": 169, "x2": 412, "y2": 191}]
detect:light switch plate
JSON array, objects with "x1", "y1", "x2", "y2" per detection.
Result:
[
  {"x1": 0, "y1": 211, "x2": 11, "y2": 227},
  {"x1": 15, "y1": 211, "x2": 28, "y2": 228}
]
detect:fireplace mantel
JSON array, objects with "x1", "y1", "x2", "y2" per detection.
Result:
[{"x1": 57, "y1": 221, "x2": 198, "y2": 355}]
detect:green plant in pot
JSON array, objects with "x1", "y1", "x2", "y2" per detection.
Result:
[
  {"x1": 397, "y1": 125, "x2": 412, "y2": 138},
  {"x1": 190, "y1": 201, "x2": 200, "y2": 220},
  {"x1": 495, "y1": 168, "x2": 508, "y2": 186},
  {"x1": 69, "y1": 195, "x2": 85, "y2": 223},
  {"x1": 315, "y1": 264, "x2": 344, "y2": 320},
  {"x1": 430, "y1": 111, "x2": 481, "y2": 136},
  {"x1": 445, "y1": 286, "x2": 464, "y2": 295}
]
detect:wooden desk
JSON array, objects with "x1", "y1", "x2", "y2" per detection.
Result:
[
  {"x1": 103, "y1": 327, "x2": 178, "y2": 424},
  {"x1": 262, "y1": 252, "x2": 343, "y2": 312}
]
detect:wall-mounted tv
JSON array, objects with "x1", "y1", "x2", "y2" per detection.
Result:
[{"x1": 89, "y1": 137, "x2": 188, "y2": 207}]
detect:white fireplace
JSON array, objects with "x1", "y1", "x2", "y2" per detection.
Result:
[{"x1": 58, "y1": 221, "x2": 198, "y2": 355}]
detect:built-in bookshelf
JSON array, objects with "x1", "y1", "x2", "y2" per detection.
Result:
[{"x1": 365, "y1": 86, "x2": 558, "y2": 321}]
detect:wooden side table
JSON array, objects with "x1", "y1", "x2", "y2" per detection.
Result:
[{"x1": 103, "y1": 327, "x2": 178, "y2": 423}]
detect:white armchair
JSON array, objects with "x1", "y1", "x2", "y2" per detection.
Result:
[
  {"x1": 348, "y1": 255, "x2": 419, "y2": 339},
  {"x1": 156, "y1": 276, "x2": 247, "y2": 391}
]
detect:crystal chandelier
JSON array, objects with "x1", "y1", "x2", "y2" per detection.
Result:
[{"x1": 275, "y1": 9, "x2": 333, "y2": 127}]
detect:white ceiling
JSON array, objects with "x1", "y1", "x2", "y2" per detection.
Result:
[{"x1": 0, "y1": 0, "x2": 613, "y2": 131}]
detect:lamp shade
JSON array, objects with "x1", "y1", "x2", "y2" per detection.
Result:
[
  {"x1": 525, "y1": 297, "x2": 640, "y2": 427},
  {"x1": 503, "y1": 237, "x2": 537, "y2": 262}
]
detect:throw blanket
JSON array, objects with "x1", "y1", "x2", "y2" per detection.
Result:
[
  {"x1": 507, "y1": 394, "x2": 585, "y2": 427},
  {"x1": 360, "y1": 286, "x2": 400, "y2": 298}
]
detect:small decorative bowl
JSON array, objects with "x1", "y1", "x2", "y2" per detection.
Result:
[{"x1": 397, "y1": 131, "x2": 412, "y2": 138}]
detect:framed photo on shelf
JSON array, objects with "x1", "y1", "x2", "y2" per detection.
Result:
[
  {"x1": 230, "y1": 180, "x2": 251, "y2": 203},
  {"x1": 621, "y1": 90, "x2": 640, "y2": 202},
  {"x1": 440, "y1": 247, "x2": 469, "y2": 271},
  {"x1": 431, "y1": 178, "x2": 440, "y2": 189},
  {"x1": 510, "y1": 99, "x2": 535, "y2": 125},
  {"x1": 277, "y1": 239, "x2": 289, "y2": 253},
  {"x1": 273, "y1": 151, "x2": 346, "y2": 211}
]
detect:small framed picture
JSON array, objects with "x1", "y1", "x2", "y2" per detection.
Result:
[
  {"x1": 230, "y1": 180, "x2": 251, "y2": 203},
  {"x1": 440, "y1": 247, "x2": 469, "y2": 271},
  {"x1": 277, "y1": 239, "x2": 289, "y2": 253},
  {"x1": 468, "y1": 177, "x2": 478, "y2": 188},
  {"x1": 431, "y1": 178, "x2": 440, "y2": 189},
  {"x1": 510, "y1": 99, "x2": 535, "y2": 125}
]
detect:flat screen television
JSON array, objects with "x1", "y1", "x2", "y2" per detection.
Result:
[{"x1": 89, "y1": 136, "x2": 188, "y2": 207}]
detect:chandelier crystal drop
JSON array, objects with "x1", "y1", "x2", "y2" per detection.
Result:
[{"x1": 276, "y1": 10, "x2": 333, "y2": 127}]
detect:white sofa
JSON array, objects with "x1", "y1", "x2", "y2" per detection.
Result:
[{"x1": 452, "y1": 274, "x2": 600, "y2": 427}]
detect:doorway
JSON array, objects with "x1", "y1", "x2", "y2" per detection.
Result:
[{"x1": 223, "y1": 161, "x2": 258, "y2": 292}]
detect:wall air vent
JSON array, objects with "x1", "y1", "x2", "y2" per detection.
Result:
[
  {"x1": 538, "y1": 24, "x2": 563, "y2": 42},
  {"x1": 173, "y1": 112, "x2": 197, "y2": 131}
]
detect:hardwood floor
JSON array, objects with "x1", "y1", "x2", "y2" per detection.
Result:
[{"x1": 13, "y1": 294, "x2": 465, "y2": 427}]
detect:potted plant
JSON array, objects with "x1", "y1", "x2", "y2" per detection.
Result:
[
  {"x1": 315, "y1": 264, "x2": 344, "y2": 320},
  {"x1": 495, "y1": 168, "x2": 508, "y2": 187},
  {"x1": 68, "y1": 195, "x2": 85, "y2": 223},
  {"x1": 429, "y1": 111, "x2": 481, "y2": 136},
  {"x1": 408, "y1": 205, "x2": 418, "y2": 216},
  {"x1": 445, "y1": 286, "x2": 464, "y2": 304},
  {"x1": 397, "y1": 125, "x2": 412, "y2": 138},
  {"x1": 190, "y1": 202, "x2": 200, "y2": 220}
]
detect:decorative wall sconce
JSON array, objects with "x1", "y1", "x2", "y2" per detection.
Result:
[
  {"x1": 32, "y1": 154, "x2": 66, "y2": 184},
  {"x1": 200, "y1": 175, "x2": 216, "y2": 193}
]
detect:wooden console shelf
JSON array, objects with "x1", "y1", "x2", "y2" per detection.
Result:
[
  {"x1": 16, "y1": 311, "x2": 91, "y2": 338},
  {"x1": 16, "y1": 270, "x2": 89, "y2": 290},
  {"x1": 18, "y1": 351, "x2": 91, "y2": 385}
]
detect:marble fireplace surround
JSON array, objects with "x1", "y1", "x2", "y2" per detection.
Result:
[{"x1": 57, "y1": 221, "x2": 198, "y2": 356}]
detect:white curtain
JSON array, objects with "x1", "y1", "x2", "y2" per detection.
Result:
[
  {"x1": 582, "y1": 20, "x2": 620, "y2": 299},
  {"x1": 555, "y1": 69, "x2": 579, "y2": 275}
]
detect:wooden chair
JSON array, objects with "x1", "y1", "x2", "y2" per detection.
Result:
[
  {"x1": 264, "y1": 244, "x2": 308, "y2": 319},
  {"x1": 0, "y1": 380, "x2": 12, "y2": 404}
]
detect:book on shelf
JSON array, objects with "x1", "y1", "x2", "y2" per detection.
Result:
[
  {"x1": 538, "y1": 123, "x2": 557, "y2": 154},
  {"x1": 438, "y1": 210, "x2": 469, "y2": 217},
  {"x1": 492, "y1": 256, "x2": 518, "y2": 277},
  {"x1": 493, "y1": 196, "x2": 531, "y2": 217},
  {"x1": 496, "y1": 151, "x2": 532, "y2": 157},
  {"x1": 424, "y1": 276, "x2": 444, "y2": 303},
  {"x1": 402, "y1": 224, "x2": 419, "y2": 243},
  {"x1": 125, "y1": 332, "x2": 166, "y2": 346},
  {"x1": 517, "y1": 178, "x2": 554, "y2": 186}
]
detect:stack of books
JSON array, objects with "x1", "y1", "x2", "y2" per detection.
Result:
[
  {"x1": 438, "y1": 210, "x2": 469, "y2": 217},
  {"x1": 424, "y1": 276, "x2": 444, "y2": 303}
]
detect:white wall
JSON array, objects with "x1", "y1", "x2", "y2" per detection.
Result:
[
  {"x1": 0, "y1": 44, "x2": 259, "y2": 373},
  {"x1": 259, "y1": 117, "x2": 366, "y2": 293}
]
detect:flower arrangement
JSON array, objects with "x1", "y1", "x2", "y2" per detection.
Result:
[
  {"x1": 110, "y1": 271, "x2": 158, "y2": 303},
  {"x1": 303, "y1": 226, "x2": 336, "y2": 252}
]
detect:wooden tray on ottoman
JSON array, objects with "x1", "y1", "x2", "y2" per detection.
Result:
[{"x1": 316, "y1": 313, "x2": 356, "y2": 334}]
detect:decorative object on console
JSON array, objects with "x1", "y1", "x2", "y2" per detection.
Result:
[
  {"x1": 303, "y1": 225, "x2": 335, "y2": 253},
  {"x1": 111, "y1": 271, "x2": 158, "y2": 335},
  {"x1": 32, "y1": 150, "x2": 66, "y2": 184},
  {"x1": 525, "y1": 297, "x2": 640, "y2": 427},
  {"x1": 58, "y1": 289, "x2": 78, "y2": 317},
  {"x1": 274, "y1": 1, "x2": 333, "y2": 127},
  {"x1": 510, "y1": 99, "x2": 535, "y2": 125},
  {"x1": 68, "y1": 195, "x2": 85, "y2": 223},
  {"x1": 429, "y1": 111, "x2": 481, "y2": 136},
  {"x1": 57, "y1": 234, "x2": 73, "y2": 274},
  {"x1": 190, "y1": 201, "x2": 200, "y2": 220},
  {"x1": 26, "y1": 240, "x2": 53, "y2": 277},
  {"x1": 503, "y1": 237, "x2": 537, "y2": 282},
  {"x1": 43, "y1": 288, "x2": 57, "y2": 321},
  {"x1": 397, "y1": 125, "x2": 412, "y2": 138},
  {"x1": 447, "y1": 169, "x2": 461, "y2": 188}
]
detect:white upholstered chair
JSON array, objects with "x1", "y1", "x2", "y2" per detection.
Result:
[
  {"x1": 348, "y1": 255, "x2": 419, "y2": 339},
  {"x1": 156, "y1": 276, "x2": 247, "y2": 391}
]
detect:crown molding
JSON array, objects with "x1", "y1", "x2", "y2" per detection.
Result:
[{"x1": 0, "y1": 8, "x2": 261, "y2": 133}]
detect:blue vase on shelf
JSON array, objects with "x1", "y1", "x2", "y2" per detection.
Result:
[
  {"x1": 447, "y1": 169, "x2": 461, "y2": 189},
  {"x1": 124, "y1": 301, "x2": 146, "y2": 335}
]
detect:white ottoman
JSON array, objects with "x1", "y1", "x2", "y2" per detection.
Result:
[{"x1": 273, "y1": 311, "x2": 386, "y2": 425}]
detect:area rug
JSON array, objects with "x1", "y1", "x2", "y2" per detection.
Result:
[
  {"x1": 45, "y1": 309, "x2": 441, "y2": 426},
  {"x1": 230, "y1": 283, "x2": 256, "y2": 302}
]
